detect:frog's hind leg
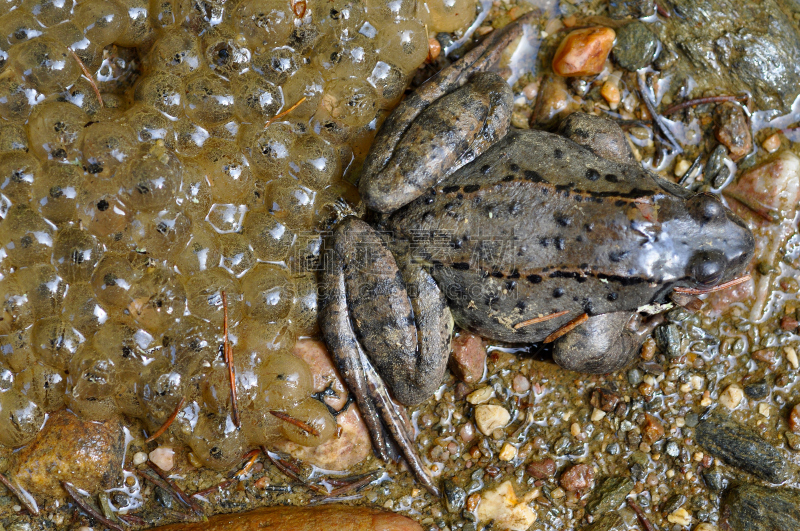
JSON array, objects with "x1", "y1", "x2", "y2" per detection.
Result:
[
  {"x1": 558, "y1": 112, "x2": 637, "y2": 165},
  {"x1": 551, "y1": 312, "x2": 648, "y2": 374}
]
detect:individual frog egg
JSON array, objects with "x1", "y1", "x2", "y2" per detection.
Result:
[
  {"x1": 251, "y1": 46, "x2": 299, "y2": 85},
  {"x1": 66, "y1": 345, "x2": 119, "y2": 421},
  {"x1": 81, "y1": 121, "x2": 138, "y2": 178},
  {"x1": 0, "y1": 389, "x2": 44, "y2": 447},
  {"x1": 0, "y1": 123, "x2": 27, "y2": 154},
  {"x1": 30, "y1": 315, "x2": 83, "y2": 370},
  {"x1": 183, "y1": 71, "x2": 235, "y2": 126},
  {"x1": 22, "y1": 0, "x2": 74, "y2": 27},
  {"x1": 32, "y1": 199, "x2": 66, "y2": 234},
  {"x1": 133, "y1": 71, "x2": 184, "y2": 120},
  {"x1": 205, "y1": 36, "x2": 251, "y2": 78},
  {"x1": 232, "y1": 71, "x2": 283, "y2": 125},
  {"x1": 147, "y1": 29, "x2": 203, "y2": 75},
  {"x1": 0, "y1": 205, "x2": 54, "y2": 269},
  {"x1": 127, "y1": 266, "x2": 187, "y2": 334},
  {"x1": 0, "y1": 74, "x2": 36, "y2": 121},
  {"x1": 418, "y1": 0, "x2": 476, "y2": 33},
  {"x1": 62, "y1": 281, "x2": 108, "y2": 334},
  {"x1": 9, "y1": 37, "x2": 82, "y2": 93},
  {"x1": 248, "y1": 122, "x2": 294, "y2": 178},
  {"x1": 267, "y1": 176, "x2": 317, "y2": 229},
  {"x1": 258, "y1": 351, "x2": 313, "y2": 409},
  {"x1": 198, "y1": 360, "x2": 233, "y2": 415},
  {"x1": 15, "y1": 361, "x2": 66, "y2": 411},
  {"x1": 114, "y1": 0, "x2": 154, "y2": 47},
  {"x1": 312, "y1": 0, "x2": 367, "y2": 39},
  {"x1": 183, "y1": 267, "x2": 243, "y2": 327},
  {"x1": 26, "y1": 101, "x2": 89, "y2": 162},
  {"x1": 288, "y1": 273, "x2": 319, "y2": 336},
  {"x1": 279, "y1": 397, "x2": 336, "y2": 446},
  {"x1": 113, "y1": 369, "x2": 145, "y2": 418},
  {"x1": 140, "y1": 359, "x2": 185, "y2": 420},
  {"x1": 124, "y1": 104, "x2": 176, "y2": 148},
  {"x1": 366, "y1": 0, "x2": 415, "y2": 23},
  {"x1": 291, "y1": 133, "x2": 341, "y2": 189},
  {"x1": 239, "y1": 404, "x2": 281, "y2": 447},
  {"x1": 234, "y1": 0, "x2": 294, "y2": 48},
  {"x1": 219, "y1": 233, "x2": 255, "y2": 278},
  {"x1": 0, "y1": 0, "x2": 23, "y2": 18},
  {"x1": 240, "y1": 264, "x2": 294, "y2": 322},
  {"x1": 52, "y1": 226, "x2": 103, "y2": 283},
  {"x1": 116, "y1": 154, "x2": 181, "y2": 211},
  {"x1": 315, "y1": 78, "x2": 377, "y2": 140},
  {"x1": 375, "y1": 19, "x2": 428, "y2": 74},
  {"x1": 0, "y1": 152, "x2": 40, "y2": 205},
  {"x1": 241, "y1": 210, "x2": 295, "y2": 263},
  {"x1": 91, "y1": 252, "x2": 140, "y2": 309},
  {"x1": 17, "y1": 263, "x2": 66, "y2": 318},
  {"x1": 176, "y1": 157, "x2": 213, "y2": 220},
  {"x1": 368, "y1": 60, "x2": 408, "y2": 109},
  {"x1": 238, "y1": 318, "x2": 296, "y2": 356},
  {"x1": 0, "y1": 326, "x2": 36, "y2": 371},
  {"x1": 174, "y1": 225, "x2": 222, "y2": 275},
  {"x1": 149, "y1": 0, "x2": 186, "y2": 29},
  {"x1": 0, "y1": 274, "x2": 34, "y2": 334},
  {"x1": 0, "y1": 10, "x2": 42, "y2": 45},
  {"x1": 92, "y1": 319, "x2": 154, "y2": 374},
  {"x1": 163, "y1": 315, "x2": 219, "y2": 374},
  {"x1": 46, "y1": 20, "x2": 104, "y2": 73},
  {"x1": 205, "y1": 203, "x2": 248, "y2": 234},
  {"x1": 185, "y1": 410, "x2": 244, "y2": 470},
  {"x1": 197, "y1": 138, "x2": 254, "y2": 204},
  {"x1": 315, "y1": 34, "x2": 377, "y2": 81},
  {"x1": 130, "y1": 206, "x2": 192, "y2": 261},
  {"x1": 76, "y1": 190, "x2": 131, "y2": 241},
  {"x1": 72, "y1": 0, "x2": 129, "y2": 48},
  {"x1": 62, "y1": 76, "x2": 105, "y2": 117},
  {"x1": 279, "y1": 67, "x2": 325, "y2": 121}
]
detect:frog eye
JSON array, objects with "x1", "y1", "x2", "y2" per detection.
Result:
[
  {"x1": 688, "y1": 193, "x2": 726, "y2": 223},
  {"x1": 688, "y1": 250, "x2": 726, "y2": 286}
]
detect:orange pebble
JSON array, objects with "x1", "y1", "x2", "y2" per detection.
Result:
[{"x1": 552, "y1": 27, "x2": 616, "y2": 77}]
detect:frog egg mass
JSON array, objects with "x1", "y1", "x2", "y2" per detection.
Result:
[{"x1": 0, "y1": 0, "x2": 476, "y2": 464}]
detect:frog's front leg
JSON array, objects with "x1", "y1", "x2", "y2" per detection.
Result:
[
  {"x1": 552, "y1": 312, "x2": 653, "y2": 374},
  {"x1": 320, "y1": 217, "x2": 451, "y2": 496}
]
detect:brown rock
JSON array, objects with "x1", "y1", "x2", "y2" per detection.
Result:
[
  {"x1": 559, "y1": 463, "x2": 595, "y2": 492},
  {"x1": 590, "y1": 388, "x2": 621, "y2": 413},
  {"x1": 526, "y1": 458, "x2": 557, "y2": 479},
  {"x1": 10, "y1": 409, "x2": 126, "y2": 499},
  {"x1": 151, "y1": 505, "x2": 422, "y2": 531},
  {"x1": 751, "y1": 348, "x2": 777, "y2": 367},
  {"x1": 449, "y1": 332, "x2": 486, "y2": 384},
  {"x1": 641, "y1": 413, "x2": 665, "y2": 445},
  {"x1": 292, "y1": 338, "x2": 349, "y2": 410},
  {"x1": 781, "y1": 315, "x2": 799, "y2": 331},
  {"x1": 789, "y1": 404, "x2": 800, "y2": 433},
  {"x1": 552, "y1": 27, "x2": 616, "y2": 77},
  {"x1": 714, "y1": 102, "x2": 752, "y2": 161},
  {"x1": 531, "y1": 74, "x2": 579, "y2": 129}
]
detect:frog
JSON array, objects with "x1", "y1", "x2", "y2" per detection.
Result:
[{"x1": 319, "y1": 13, "x2": 755, "y2": 495}]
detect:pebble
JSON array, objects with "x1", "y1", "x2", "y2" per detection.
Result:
[
  {"x1": 532, "y1": 74, "x2": 578, "y2": 128},
  {"x1": 498, "y1": 443, "x2": 517, "y2": 461},
  {"x1": 786, "y1": 346, "x2": 799, "y2": 369},
  {"x1": 714, "y1": 102, "x2": 753, "y2": 161},
  {"x1": 590, "y1": 388, "x2": 622, "y2": 413},
  {"x1": 559, "y1": 463, "x2": 595, "y2": 492},
  {"x1": 674, "y1": 158, "x2": 692, "y2": 178},
  {"x1": 762, "y1": 133, "x2": 782, "y2": 153},
  {"x1": 133, "y1": 451, "x2": 149, "y2": 466},
  {"x1": 789, "y1": 404, "x2": 800, "y2": 432},
  {"x1": 719, "y1": 384, "x2": 744, "y2": 410},
  {"x1": 726, "y1": 150, "x2": 800, "y2": 221},
  {"x1": 525, "y1": 458, "x2": 556, "y2": 479},
  {"x1": 466, "y1": 386, "x2": 495, "y2": 405},
  {"x1": 720, "y1": 484, "x2": 800, "y2": 531},
  {"x1": 694, "y1": 524, "x2": 718, "y2": 531},
  {"x1": 641, "y1": 414, "x2": 665, "y2": 444},
  {"x1": 443, "y1": 479, "x2": 466, "y2": 514},
  {"x1": 612, "y1": 22, "x2": 660, "y2": 71},
  {"x1": 583, "y1": 513, "x2": 624, "y2": 531},
  {"x1": 450, "y1": 333, "x2": 487, "y2": 384},
  {"x1": 474, "y1": 405, "x2": 510, "y2": 436},
  {"x1": 667, "y1": 508, "x2": 692, "y2": 527},
  {"x1": 743, "y1": 380, "x2": 769, "y2": 400},
  {"x1": 552, "y1": 27, "x2": 616, "y2": 77},
  {"x1": 601, "y1": 77, "x2": 621, "y2": 109},
  {"x1": 150, "y1": 504, "x2": 423, "y2": 531},
  {"x1": 696, "y1": 415, "x2": 788, "y2": 483},
  {"x1": 608, "y1": 0, "x2": 655, "y2": 18},
  {"x1": 511, "y1": 374, "x2": 530, "y2": 394},
  {"x1": 475, "y1": 481, "x2": 537, "y2": 531},
  {"x1": 586, "y1": 477, "x2": 634, "y2": 515},
  {"x1": 149, "y1": 447, "x2": 175, "y2": 471}
]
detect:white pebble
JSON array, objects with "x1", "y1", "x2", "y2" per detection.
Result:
[
  {"x1": 785, "y1": 346, "x2": 799, "y2": 370},
  {"x1": 78, "y1": 527, "x2": 94, "y2": 531},
  {"x1": 694, "y1": 523, "x2": 718, "y2": 531},
  {"x1": 477, "y1": 481, "x2": 537, "y2": 531},
  {"x1": 498, "y1": 443, "x2": 517, "y2": 461},
  {"x1": 691, "y1": 375, "x2": 705, "y2": 390},
  {"x1": 474, "y1": 405, "x2": 510, "y2": 436},
  {"x1": 149, "y1": 447, "x2": 175, "y2": 471},
  {"x1": 719, "y1": 384, "x2": 743, "y2": 410},
  {"x1": 674, "y1": 158, "x2": 692, "y2": 178},
  {"x1": 132, "y1": 451, "x2": 148, "y2": 466},
  {"x1": 467, "y1": 386, "x2": 495, "y2": 405},
  {"x1": 667, "y1": 507, "x2": 692, "y2": 526},
  {"x1": 758, "y1": 403, "x2": 771, "y2": 418},
  {"x1": 591, "y1": 408, "x2": 606, "y2": 422}
]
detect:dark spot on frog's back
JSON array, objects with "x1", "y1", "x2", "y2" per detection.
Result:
[
  {"x1": 452, "y1": 262, "x2": 470, "y2": 270},
  {"x1": 605, "y1": 174, "x2": 619, "y2": 183},
  {"x1": 527, "y1": 274, "x2": 542, "y2": 284},
  {"x1": 524, "y1": 170, "x2": 547, "y2": 183},
  {"x1": 585, "y1": 168, "x2": 600, "y2": 181},
  {"x1": 442, "y1": 185, "x2": 460, "y2": 194},
  {"x1": 554, "y1": 148, "x2": 563, "y2": 159},
  {"x1": 609, "y1": 250, "x2": 627, "y2": 262},
  {"x1": 552, "y1": 287, "x2": 564, "y2": 298},
  {"x1": 481, "y1": 164, "x2": 491, "y2": 174},
  {"x1": 463, "y1": 184, "x2": 480, "y2": 193},
  {"x1": 554, "y1": 213, "x2": 571, "y2": 227},
  {"x1": 509, "y1": 163, "x2": 520, "y2": 172}
]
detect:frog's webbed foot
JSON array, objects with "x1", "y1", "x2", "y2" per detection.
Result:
[
  {"x1": 359, "y1": 12, "x2": 537, "y2": 213},
  {"x1": 552, "y1": 312, "x2": 653, "y2": 374},
  {"x1": 558, "y1": 112, "x2": 637, "y2": 165},
  {"x1": 320, "y1": 217, "x2": 450, "y2": 496}
]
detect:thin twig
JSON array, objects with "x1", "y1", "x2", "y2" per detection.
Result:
[
  {"x1": 145, "y1": 397, "x2": 185, "y2": 443},
  {"x1": 543, "y1": 313, "x2": 589, "y2": 343},
  {"x1": 663, "y1": 95, "x2": 747, "y2": 116},
  {"x1": 264, "y1": 97, "x2": 307, "y2": 128},
  {"x1": 118, "y1": 513, "x2": 148, "y2": 526},
  {"x1": 68, "y1": 49, "x2": 104, "y2": 108},
  {"x1": 221, "y1": 291, "x2": 240, "y2": 428},
  {"x1": 62, "y1": 481, "x2": 123, "y2": 531},
  {"x1": 235, "y1": 449, "x2": 262, "y2": 478},
  {"x1": 678, "y1": 153, "x2": 703, "y2": 187},
  {"x1": 144, "y1": 462, "x2": 206, "y2": 517},
  {"x1": 626, "y1": 498, "x2": 658, "y2": 531},
  {"x1": 514, "y1": 310, "x2": 570, "y2": 329},
  {"x1": 0, "y1": 472, "x2": 38, "y2": 515},
  {"x1": 270, "y1": 410, "x2": 319, "y2": 437},
  {"x1": 655, "y1": 2, "x2": 671, "y2": 17},
  {"x1": 192, "y1": 479, "x2": 235, "y2": 498},
  {"x1": 263, "y1": 448, "x2": 326, "y2": 494},
  {"x1": 314, "y1": 470, "x2": 380, "y2": 501},
  {"x1": 672, "y1": 274, "x2": 751, "y2": 295}
]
